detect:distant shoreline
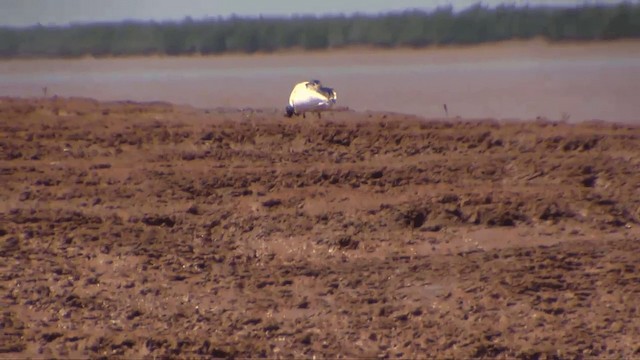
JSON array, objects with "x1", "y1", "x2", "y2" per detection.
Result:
[{"x1": 2, "y1": 38, "x2": 639, "y2": 63}]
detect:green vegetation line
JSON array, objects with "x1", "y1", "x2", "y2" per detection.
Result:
[{"x1": 1, "y1": 3, "x2": 639, "y2": 58}]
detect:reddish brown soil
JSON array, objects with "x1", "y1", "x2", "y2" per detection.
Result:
[{"x1": 1, "y1": 97, "x2": 639, "y2": 358}]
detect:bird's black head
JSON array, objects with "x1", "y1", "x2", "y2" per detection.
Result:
[{"x1": 285, "y1": 105, "x2": 295, "y2": 117}]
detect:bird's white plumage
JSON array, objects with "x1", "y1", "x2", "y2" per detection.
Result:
[{"x1": 286, "y1": 80, "x2": 337, "y2": 118}]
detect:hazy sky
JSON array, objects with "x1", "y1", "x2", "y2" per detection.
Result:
[{"x1": 0, "y1": 0, "x2": 630, "y2": 27}]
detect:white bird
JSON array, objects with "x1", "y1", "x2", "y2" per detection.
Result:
[{"x1": 285, "y1": 79, "x2": 337, "y2": 119}]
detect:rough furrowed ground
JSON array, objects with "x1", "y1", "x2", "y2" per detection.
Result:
[{"x1": 1, "y1": 97, "x2": 639, "y2": 358}]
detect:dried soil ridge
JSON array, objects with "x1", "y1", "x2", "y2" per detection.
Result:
[{"x1": 1, "y1": 97, "x2": 639, "y2": 358}]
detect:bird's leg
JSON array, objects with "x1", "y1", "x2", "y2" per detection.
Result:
[
  {"x1": 303, "y1": 113, "x2": 306, "y2": 119},
  {"x1": 317, "y1": 112, "x2": 322, "y2": 120}
]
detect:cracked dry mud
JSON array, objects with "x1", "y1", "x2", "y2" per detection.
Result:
[{"x1": 1, "y1": 97, "x2": 639, "y2": 358}]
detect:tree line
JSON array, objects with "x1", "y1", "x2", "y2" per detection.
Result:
[{"x1": 1, "y1": 3, "x2": 639, "y2": 58}]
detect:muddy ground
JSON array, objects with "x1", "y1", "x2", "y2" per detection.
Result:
[{"x1": 1, "y1": 97, "x2": 639, "y2": 358}]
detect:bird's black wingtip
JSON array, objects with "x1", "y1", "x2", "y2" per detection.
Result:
[{"x1": 285, "y1": 105, "x2": 295, "y2": 117}]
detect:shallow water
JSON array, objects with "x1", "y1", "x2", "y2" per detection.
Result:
[{"x1": 2, "y1": 41, "x2": 640, "y2": 122}]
